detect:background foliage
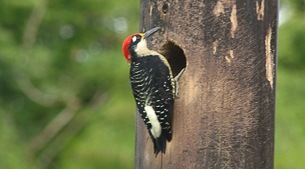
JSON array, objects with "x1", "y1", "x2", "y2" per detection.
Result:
[
  {"x1": 275, "y1": 0, "x2": 305, "y2": 168},
  {"x1": 0, "y1": 0, "x2": 137, "y2": 168},
  {"x1": 0, "y1": 0, "x2": 304, "y2": 168}
]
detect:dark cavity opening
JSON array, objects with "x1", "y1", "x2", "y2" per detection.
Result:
[
  {"x1": 162, "y1": 3, "x2": 169, "y2": 14},
  {"x1": 159, "y1": 41, "x2": 186, "y2": 77}
]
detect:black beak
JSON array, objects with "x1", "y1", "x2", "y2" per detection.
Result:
[{"x1": 144, "y1": 27, "x2": 161, "y2": 39}]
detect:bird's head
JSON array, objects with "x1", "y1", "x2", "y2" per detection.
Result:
[{"x1": 122, "y1": 27, "x2": 161, "y2": 63}]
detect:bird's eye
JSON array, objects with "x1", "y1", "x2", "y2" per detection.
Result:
[{"x1": 132, "y1": 36, "x2": 137, "y2": 42}]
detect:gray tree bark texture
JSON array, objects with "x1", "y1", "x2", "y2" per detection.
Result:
[{"x1": 135, "y1": 0, "x2": 277, "y2": 169}]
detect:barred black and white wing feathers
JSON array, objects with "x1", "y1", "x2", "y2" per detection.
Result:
[{"x1": 130, "y1": 54, "x2": 174, "y2": 155}]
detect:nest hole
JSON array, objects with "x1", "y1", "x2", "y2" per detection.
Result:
[
  {"x1": 159, "y1": 41, "x2": 186, "y2": 77},
  {"x1": 162, "y1": 2, "x2": 169, "y2": 14}
]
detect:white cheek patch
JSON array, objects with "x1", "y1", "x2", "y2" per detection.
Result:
[
  {"x1": 134, "y1": 40, "x2": 159, "y2": 57},
  {"x1": 132, "y1": 36, "x2": 137, "y2": 42}
]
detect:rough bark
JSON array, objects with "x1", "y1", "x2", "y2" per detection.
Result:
[{"x1": 136, "y1": 0, "x2": 277, "y2": 168}]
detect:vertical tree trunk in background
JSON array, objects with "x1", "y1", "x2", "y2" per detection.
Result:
[{"x1": 136, "y1": 0, "x2": 277, "y2": 168}]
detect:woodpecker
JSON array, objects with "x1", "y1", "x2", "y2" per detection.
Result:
[{"x1": 122, "y1": 27, "x2": 182, "y2": 155}]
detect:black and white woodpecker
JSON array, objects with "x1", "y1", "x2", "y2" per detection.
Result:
[{"x1": 122, "y1": 27, "x2": 183, "y2": 155}]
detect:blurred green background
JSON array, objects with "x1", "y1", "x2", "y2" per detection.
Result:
[{"x1": 0, "y1": 0, "x2": 304, "y2": 168}]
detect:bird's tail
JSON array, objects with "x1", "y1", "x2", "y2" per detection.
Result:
[{"x1": 149, "y1": 130, "x2": 171, "y2": 156}]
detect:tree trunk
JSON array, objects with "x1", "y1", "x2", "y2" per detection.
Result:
[{"x1": 136, "y1": 0, "x2": 277, "y2": 168}]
